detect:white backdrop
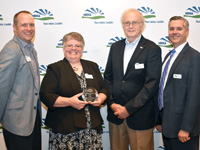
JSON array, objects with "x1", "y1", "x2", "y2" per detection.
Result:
[{"x1": 0, "y1": 0, "x2": 200, "y2": 149}]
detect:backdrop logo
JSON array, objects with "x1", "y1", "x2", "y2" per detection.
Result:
[
  {"x1": 33, "y1": 9, "x2": 54, "y2": 21},
  {"x1": 0, "y1": 14, "x2": 3, "y2": 20},
  {"x1": 41, "y1": 118, "x2": 49, "y2": 133},
  {"x1": 82, "y1": 8, "x2": 105, "y2": 19},
  {"x1": 158, "y1": 36, "x2": 173, "y2": 48},
  {"x1": 56, "y1": 39, "x2": 87, "y2": 53},
  {"x1": 0, "y1": 13, "x2": 12, "y2": 26},
  {"x1": 184, "y1": 6, "x2": 200, "y2": 19},
  {"x1": 138, "y1": 7, "x2": 164, "y2": 24},
  {"x1": 138, "y1": 7, "x2": 156, "y2": 19},
  {"x1": 157, "y1": 146, "x2": 165, "y2": 150},
  {"x1": 40, "y1": 65, "x2": 47, "y2": 76},
  {"x1": 56, "y1": 39, "x2": 63, "y2": 48},
  {"x1": 99, "y1": 66, "x2": 105, "y2": 75},
  {"x1": 107, "y1": 36, "x2": 124, "y2": 47}
]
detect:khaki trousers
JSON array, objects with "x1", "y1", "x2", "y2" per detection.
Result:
[{"x1": 109, "y1": 120, "x2": 154, "y2": 150}]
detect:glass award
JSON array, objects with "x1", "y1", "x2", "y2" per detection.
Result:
[{"x1": 82, "y1": 87, "x2": 98, "y2": 102}]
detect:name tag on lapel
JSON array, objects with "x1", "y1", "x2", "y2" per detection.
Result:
[
  {"x1": 25, "y1": 56, "x2": 31, "y2": 62},
  {"x1": 135, "y1": 63, "x2": 144, "y2": 69},
  {"x1": 173, "y1": 74, "x2": 182, "y2": 79},
  {"x1": 85, "y1": 73, "x2": 93, "y2": 79}
]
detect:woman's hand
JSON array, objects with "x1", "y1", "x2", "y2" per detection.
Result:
[
  {"x1": 89, "y1": 93, "x2": 107, "y2": 107},
  {"x1": 69, "y1": 93, "x2": 88, "y2": 110},
  {"x1": 53, "y1": 93, "x2": 88, "y2": 110}
]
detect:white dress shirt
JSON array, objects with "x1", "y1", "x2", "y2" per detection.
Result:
[
  {"x1": 123, "y1": 36, "x2": 141, "y2": 74},
  {"x1": 162, "y1": 42, "x2": 187, "y2": 89}
]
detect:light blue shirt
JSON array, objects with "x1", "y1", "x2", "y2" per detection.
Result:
[
  {"x1": 123, "y1": 36, "x2": 141, "y2": 74},
  {"x1": 16, "y1": 36, "x2": 39, "y2": 90}
]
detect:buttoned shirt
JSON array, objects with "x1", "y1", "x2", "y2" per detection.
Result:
[
  {"x1": 124, "y1": 36, "x2": 141, "y2": 74},
  {"x1": 162, "y1": 42, "x2": 187, "y2": 89},
  {"x1": 16, "y1": 36, "x2": 40, "y2": 90}
]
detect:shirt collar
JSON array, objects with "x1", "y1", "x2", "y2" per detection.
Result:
[
  {"x1": 125, "y1": 35, "x2": 141, "y2": 45},
  {"x1": 15, "y1": 35, "x2": 34, "y2": 50},
  {"x1": 173, "y1": 42, "x2": 187, "y2": 53}
]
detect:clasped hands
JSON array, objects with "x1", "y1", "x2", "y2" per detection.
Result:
[{"x1": 110, "y1": 103, "x2": 130, "y2": 119}]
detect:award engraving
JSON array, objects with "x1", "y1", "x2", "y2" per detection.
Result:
[{"x1": 82, "y1": 87, "x2": 98, "y2": 102}]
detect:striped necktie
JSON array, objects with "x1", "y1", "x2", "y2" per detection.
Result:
[{"x1": 158, "y1": 49, "x2": 176, "y2": 110}]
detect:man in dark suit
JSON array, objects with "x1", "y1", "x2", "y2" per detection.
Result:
[
  {"x1": 0, "y1": 11, "x2": 41, "y2": 150},
  {"x1": 104, "y1": 8, "x2": 162, "y2": 150},
  {"x1": 156, "y1": 16, "x2": 200, "y2": 150}
]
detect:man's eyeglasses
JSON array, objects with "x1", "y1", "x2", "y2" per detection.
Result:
[{"x1": 123, "y1": 21, "x2": 142, "y2": 26}]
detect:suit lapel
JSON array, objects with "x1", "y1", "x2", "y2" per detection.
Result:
[
  {"x1": 117, "y1": 40, "x2": 126, "y2": 76},
  {"x1": 81, "y1": 59, "x2": 90, "y2": 74},
  {"x1": 32, "y1": 49, "x2": 40, "y2": 89},
  {"x1": 81, "y1": 60, "x2": 96, "y2": 87},
  {"x1": 14, "y1": 37, "x2": 39, "y2": 91},
  {"x1": 166, "y1": 43, "x2": 189, "y2": 84},
  {"x1": 62, "y1": 59, "x2": 82, "y2": 93},
  {"x1": 163, "y1": 52, "x2": 171, "y2": 64},
  {"x1": 125, "y1": 36, "x2": 145, "y2": 75}
]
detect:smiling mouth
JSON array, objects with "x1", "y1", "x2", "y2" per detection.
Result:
[
  {"x1": 128, "y1": 29, "x2": 135, "y2": 32},
  {"x1": 172, "y1": 36, "x2": 180, "y2": 39},
  {"x1": 24, "y1": 33, "x2": 33, "y2": 36},
  {"x1": 69, "y1": 51, "x2": 78, "y2": 54}
]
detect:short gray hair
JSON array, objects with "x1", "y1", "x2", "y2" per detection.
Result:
[
  {"x1": 62, "y1": 32, "x2": 85, "y2": 48},
  {"x1": 121, "y1": 8, "x2": 145, "y2": 25},
  {"x1": 168, "y1": 16, "x2": 189, "y2": 30}
]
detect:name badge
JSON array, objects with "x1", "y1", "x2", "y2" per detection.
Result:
[
  {"x1": 25, "y1": 56, "x2": 31, "y2": 62},
  {"x1": 135, "y1": 63, "x2": 144, "y2": 69},
  {"x1": 85, "y1": 73, "x2": 93, "y2": 79},
  {"x1": 173, "y1": 74, "x2": 182, "y2": 79}
]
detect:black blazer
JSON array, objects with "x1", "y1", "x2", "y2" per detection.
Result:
[
  {"x1": 157, "y1": 43, "x2": 200, "y2": 138},
  {"x1": 104, "y1": 36, "x2": 162, "y2": 130},
  {"x1": 40, "y1": 58, "x2": 108, "y2": 134}
]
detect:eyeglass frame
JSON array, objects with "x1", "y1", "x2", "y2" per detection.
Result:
[
  {"x1": 123, "y1": 21, "x2": 143, "y2": 27},
  {"x1": 64, "y1": 44, "x2": 83, "y2": 49}
]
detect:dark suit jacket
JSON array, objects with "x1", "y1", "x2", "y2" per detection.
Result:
[
  {"x1": 157, "y1": 43, "x2": 200, "y2": 138},
  {"x1": 40, "y1": 58, "x2": 108, "y2": 134},
  {"x1": 104, "y1": 36, "x2": 162, "y2": 130}
]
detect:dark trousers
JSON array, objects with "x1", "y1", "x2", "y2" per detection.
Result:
[
  {"x1": 163, "y1": 134, "x2": 199, "y2": 150},
  {"x1": 3, "y1": 111, "x2": 41, "y2": 150},
  {"x1": 159, "y1": 108, "x2": 199, "y2": 150}
]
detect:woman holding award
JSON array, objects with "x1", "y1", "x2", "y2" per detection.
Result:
[{"x1": 40, "y1": 32, "x2": 108, "y2": 150}]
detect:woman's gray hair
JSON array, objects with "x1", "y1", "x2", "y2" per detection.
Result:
[{"x1": 62, "y1": 32, "x2": 85, "y2": 48}]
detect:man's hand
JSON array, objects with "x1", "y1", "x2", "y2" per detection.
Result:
[
  {"x1": 178, "y1": 130, "x2": 190, "y2": 143},
  {"x1": 114, "y1": 105, "x2": 130, "y2": 119},
  {"x1": 110, "y1": 103, "x2": 122, "y2": 112}
]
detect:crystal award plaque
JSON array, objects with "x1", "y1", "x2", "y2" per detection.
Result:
[{"x1": 82, "y1": 87, "x2": 98, "y2": 102}]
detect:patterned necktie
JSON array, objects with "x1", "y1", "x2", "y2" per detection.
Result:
[{"x1": 158, "y1": 49, "x2": 176, "y2": 110}]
